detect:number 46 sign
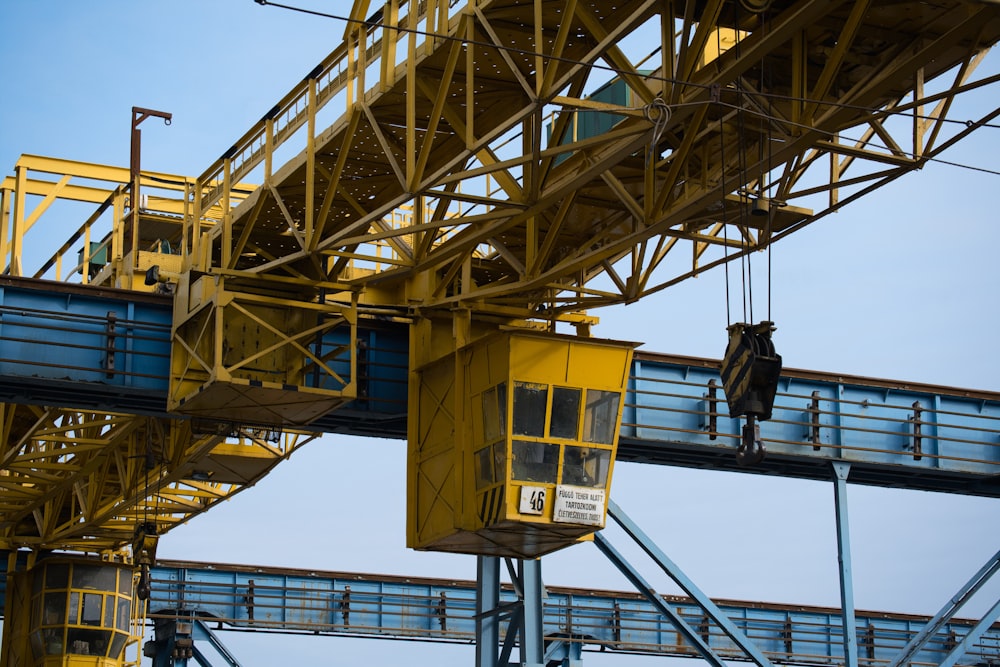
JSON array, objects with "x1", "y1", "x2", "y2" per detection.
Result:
[{"x1": 519, "y1": 486, "x2": 547, "y2": 515}]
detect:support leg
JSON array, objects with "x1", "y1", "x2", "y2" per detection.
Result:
[
  {"x1": 520, "y1": 559, "x2": 545, "y2": 667},
  {"x1": 832, "y1": 462, "x2": 859, "y2": 667},
  {"x1": 477, "y1": 556, "x2": 545, "y2": 667},
  {"x1": 476, "y1": 556, "x2": 501, "y2": 667}
]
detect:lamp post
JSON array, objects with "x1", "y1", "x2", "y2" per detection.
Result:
[{"x1": 128, "y1": 106, "x2": 171, "y2": 267}]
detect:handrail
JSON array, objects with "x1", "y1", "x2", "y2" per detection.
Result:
[
  {"x1": 195, "y1": 0, "x2": 468, "y2": 215},
  {"x1": 144, "y1": 559, "x2": 1000, "y2": 665},
  {"x1": 0, "y1": 279, "x2": 997, "y2": 494}
]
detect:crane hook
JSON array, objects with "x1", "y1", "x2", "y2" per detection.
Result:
[{"x1": 736, "y1": 415, "x2": 766, "y2": 466}]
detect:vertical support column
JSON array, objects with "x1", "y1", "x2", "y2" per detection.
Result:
[
  {"x1": 304, "y1": 75, "x2": 317, "y2": 248},
  {"x1": 405, "y1": 8, "x2": 417, "y2": 191},
  {"x1": 0, "y1": 186, "x2": 10, "y2": 274},
  {"x1": 465, "y1": 16, "x2": 475, "y2": 150},
  {"x1": 129, "y1": 106, "x2": 172, "y2": 272},
  {"x1": 832, "y1": 461, "x2": 859, "y2": 667},
  {"x1": 221, "y1": 157, "x2": 233, "y2": 269},
  {"x1": 1, "y1": 552, "x2": 29, "y2": 664},
  {"x1": 913, "y1": 66, "x2": 925, "y2": 158},
  {"x1": 476, "y1": 557, "x2": 547, "y2": 667},
  {"x1": 520, "y1": 559, "x2": 545, "y2": 667},
  {"x1": 380, "y1": 0, "x2": 400, "y2": 91},
  {"x1": 10, "y1": 164, "x2": 27, "y2": 276},
  {"x1": 113, "y1": 187, "x2": 127, "y2": 285},
  {"x1": 476, "y1": 556, "x2": 501, "y2": 667},
  {"x1": 829, "y1": 131, "x2": 841, "y2": 208}
]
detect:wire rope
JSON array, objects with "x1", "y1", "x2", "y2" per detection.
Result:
[{"x1": 252, "y1": 0, "x2": 1000, "y2": 144}]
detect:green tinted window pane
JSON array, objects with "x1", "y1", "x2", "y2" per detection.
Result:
[
  {"x1": 118, "y1": 570, "x2": 132, "y2": 595},
  {"x1": 492, "y1": 444, "x2": 507, "y2": 483},
  {"x1": 82, "y1": 593, "x2": 102, "y2": 626},
  {"x1": 68, "y1": 592, "x2": 80, "y2": 624},
  {"x1": 117, "y1": 598, "x2": 131, "y2": 631},
  {"x1": 74, "y1": 564, "x2": 116, "y2": 591},
  {"x1": 110, "y1": 631, "x2": 128, "y2": 659},
  {"x1": 29, "y1": 630, "x2": 45, "y2": 660},
  {"x1": 513, "y1": 382, "x2": 547, "y2": 437},
  {"x1": 105, "y1": 596, "x2": 115, "y2": 630},
  {"x1": 482, "y1": 387, "x2": 500, "y2": 443},
  {"x1": 475, "y1": 447, "x2": 493, "y2": 489},
  {"x1": 511, "y1": 441, "x2": 559, "y2": 483},
  {"x1": 44, "y1": 592, "x2": 66, "y2": 626},
  {"x1": 550, "y1": 387, "x2": 581, "y2": 439},
  {"x1": 497, "y1": 383, "x2": 507, "y2": 437},
  {"x1": 583, "y1": 390, "x2": 620, "y2": 444},
  {"x1": 46, "y1": 563, "x2": 69, "y2": 589},
  {"x1": 66, "y1": 628, "x2": 111, "y2": 656},
  {"x1": 43, "y1": 628, "x2": 63, "y2": 655},
  {"x1": 562, "y1": 446, "x2": 611, "y2": 487},
  {"x1": 497, "y1": 382, "x2": 507, "y2": 438},
  {"x1": 32, "y1": 569, "x2": 45, "y2": 594}
]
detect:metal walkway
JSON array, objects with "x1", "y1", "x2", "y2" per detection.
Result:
[
  {"x1": 128, "y1": 558, "x2": 1000, "y2": 665},
  {"x1": 0, "y1": 275, "x2": 997, "y2": 497}
]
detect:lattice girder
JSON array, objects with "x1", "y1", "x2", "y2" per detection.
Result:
[
  {"x1": 181, "y1": 0, "x2": 1000, "y2": 322},
  {"x1": 0, "y1": 403, "x2": 318, "y2": 552}
]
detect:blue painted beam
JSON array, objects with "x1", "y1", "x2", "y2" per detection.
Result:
[
  {"x1": 1, "y1": 276, "x2": 998, "y2": 496},
  {"x1": 618, "y1": 354, "x2": 1000, "y2": 496},
  {"x1": 0, "y1": 277, "x2": 173, "y2": 414},
  {"x1": 832, "y1": 463, "x2": 859, "y2": 667},
  {"x1": 137, "y1": 559, "x2": 1000, "y2": 666}
]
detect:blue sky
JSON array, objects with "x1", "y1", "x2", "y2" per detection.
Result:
[{"x1": 3, "y1": 2, "x2": 1000, "y2": 665}]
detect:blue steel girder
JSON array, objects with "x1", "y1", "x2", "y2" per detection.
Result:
[
  {"x1": 0, "y1": 276, "x2": 997, "y2": 499},
  {"x1": 475, "y1": 557, "x2": 546, "y2": 667},
  {"x1": 118, "y1": 559, "x2": 1000, "y2": 665},
  {"x1": 833, "y1": 463, "x2": 860, "y2": 667},
  {"x1": 0, "y1": 276, "x2": 173, "y2": 414},
  {"x1": 620, "y1": 356, "x2": 1000, "y2": 496}
]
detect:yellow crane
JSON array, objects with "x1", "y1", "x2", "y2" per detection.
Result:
[{"x1": 2, "y1": 1, "x2": 1000, "y2": 664}]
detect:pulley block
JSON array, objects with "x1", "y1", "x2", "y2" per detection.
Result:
[
  {"x1": 720, "y1": 321, "x2": 781, "y2": 420},
  {"x1": 721, "y1": 322, "x2": 781, "y2": 464}
]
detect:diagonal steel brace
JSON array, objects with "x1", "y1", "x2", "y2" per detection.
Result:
[{"x1": 600, "y1": 499, "x2": 777, "y2": 667}]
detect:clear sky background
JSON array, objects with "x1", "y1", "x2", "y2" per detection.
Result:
[{"x1": 2, "y1": 2, "x2": 1000, "y2": 665}]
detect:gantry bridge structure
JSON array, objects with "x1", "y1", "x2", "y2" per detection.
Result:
[{"x1": 2, "y1": 0, "x2": 1000, "y2": 665}]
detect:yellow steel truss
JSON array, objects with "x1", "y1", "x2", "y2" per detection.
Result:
[
  {"x1": 0, "y1": 402, "x2": 317, "y2": 553},
  {"x1": 0, "y1": 155, "x2": 248, "y2": 289},
  {"x1": 2, "y1": 0, "x2": 999, "y2": 556},
  {"x1": 175, "y1": 0, "x2": 1000, "y2": 321}
]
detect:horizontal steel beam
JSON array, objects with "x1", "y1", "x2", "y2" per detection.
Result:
[
  {"x1": 130, "y1": 559, "x2": 1000, "y2": 665},
  {"x1": 0, "y1": 276, "x2": 997, "y2": 497}
]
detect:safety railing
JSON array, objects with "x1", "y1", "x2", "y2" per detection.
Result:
[
  {"x1": 146, "y1": 561, "x2": 1000, "y2": 666},
  {"x1": 0, "y1": 284, "x2": 172, "y2": 394},
  {"x1": 0, "y1": 277, "x2": 997, "y2": 489},
  {"x1": 195, "y1": 0, "x2": 470, "y2": 216},
  {"x1": 622, "y1": 354, "x2": 1000, "y2": 485}
]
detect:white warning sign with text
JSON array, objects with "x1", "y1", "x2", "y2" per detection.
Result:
[{"x1": 552, "y1": 485, "x2": 606, "y2": 526}]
